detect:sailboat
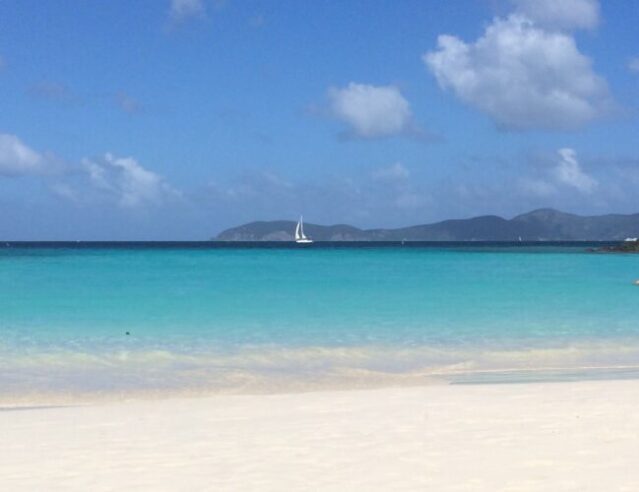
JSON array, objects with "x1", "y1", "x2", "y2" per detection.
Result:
[{"x1": 294, "y1": 216, "x2": 313, "y2": 244}]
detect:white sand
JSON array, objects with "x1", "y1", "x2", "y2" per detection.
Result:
[{"x1": 2, "y1": 380, "x2": 639, "y2": 491}]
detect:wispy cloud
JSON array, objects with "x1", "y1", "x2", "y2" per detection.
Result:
[
  {"x1": 0, "y1": 132, "x2": 180, "y2": 209},
  {"x1": 169, "y1": 0, "x2": 207, "y2": 23},
  {"x1": 519, "y1": 148, "x2": 597, "y2": 196},
  {"x1": 371, "y1": 162, "x2": 410, "y2": 182},
  {"x1": 27, "y1": 81, "x2": 80, "y2": 105},
  {"x1": 27, "y1": 82, "x2": 144, "y2": 115},
  {"x1": 248, "y1": 14, "x2": 265, "y2": 28},
  {"x1": 519, "y1": 178, "x2": 557, "y2": 197},
  {"x1": 628, "y1": 57, "x2": 639, "y2": 74},
  {"x1": 199, "y1": 161, "x2": 430, "y2": 228},
  {"x1": 49, "y1": 182, "x2": 81, "y2": 203},
  {"x1": 115, "y1": 92, "x2": 144, "y2": 114},
  {"x1": 553, "y1": 148, "x2": 597, "y2": 193},
  {"x1": 0, "y1": 134, "x2": 46, "y2": 176},
  {"x1": 510, "y1": 0, "x2": 600, "y2": 30},
  {"x1": 81, "y1": 153, "x2": 181, "y2": 208}
]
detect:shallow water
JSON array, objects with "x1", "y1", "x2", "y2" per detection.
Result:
[{"x1": 1, "y1": 242, "x2": 638, "y2": 399}]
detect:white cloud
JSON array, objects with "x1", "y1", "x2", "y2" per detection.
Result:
[
  {"x1": 169, "y1": 0, "x2": 206, "y2": 22},
  {"x1": 511, "y1": 0, "x2": 599, "y2": 30},
  {"x1": 372, "y1": 162, "x2": 410, "y2": 181},
  {"x1": 628, "y1": 57, "x2": 639, "y2": 74},
  {"x1": 0, "y1": 134, "x2": 44, "y2": 176},
  {"x1": 519, "y1": 148, "x2": 597, "y2": 196},
  {"x1": 553, "y1": 148, "x2": 597, "y2": 193},
  {"x1": 0, "y1": 132, "x2": 180, "y2": 208},
  {"x1": 327, "y1": 83, "x2": 414, "y2": 139},
  {"x1": 519, "y1": 148, "x2": 599, "y2": 198},
  {"x1": 82, "y1": 153, "x2": 181, "y2": 208},
  {"x1": 423, "y1": 14, "x2": 612, "y2": 130}
]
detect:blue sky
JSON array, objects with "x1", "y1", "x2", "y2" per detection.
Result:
[{"x1": 0, "y1": 0, "x2": 638, "y2": 239}]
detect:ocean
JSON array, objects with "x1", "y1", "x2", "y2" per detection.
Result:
[{"x1": 1, "y1": 242, "x2": 638, "y2": 400}]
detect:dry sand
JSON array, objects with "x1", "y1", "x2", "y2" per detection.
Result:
[{"x1": 1, "y1": 379, "x2": 639, "y2": 491}]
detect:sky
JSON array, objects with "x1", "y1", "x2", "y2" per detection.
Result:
[{"x1": 0, "y1": 0, "x2": 638, "y2": 239}]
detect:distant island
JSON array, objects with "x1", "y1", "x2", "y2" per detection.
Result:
[{"x1": 215, "y1": 209, "x2": 639, "y2": 242}]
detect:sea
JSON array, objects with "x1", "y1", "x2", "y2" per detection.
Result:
[{"x1": 1, "y1": 241, "x2": 639, "y2": 401}]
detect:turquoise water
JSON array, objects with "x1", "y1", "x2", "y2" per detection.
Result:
[{"x1": 1, "y1": 243, "x2": 639, "y2": 399}]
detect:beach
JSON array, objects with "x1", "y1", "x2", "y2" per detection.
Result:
[
  {"x1": 4, "y1": 0, "x2": 639, "y2": 487},
  {"x1": 2, "y1": 379, "x2": 639, "y2": 491},
  {"x1": 2, "y1": 244, "x2": 639, "y2": 490}
]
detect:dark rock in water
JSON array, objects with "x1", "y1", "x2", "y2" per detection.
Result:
[{"x1": 598, "y1": 242, "x2": 639, "y2": 253}]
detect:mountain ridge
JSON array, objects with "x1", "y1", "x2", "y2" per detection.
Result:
[{"x1": 215, "y1": 209, "x2": 639, "y2": 241}]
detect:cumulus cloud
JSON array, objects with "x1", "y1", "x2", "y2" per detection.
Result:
[
  {"x1": 423, "y1": 14, "x2": 612, "y2": 130},
  {"x1": 327, "y1": 83, "x2": 415, "y2": 139},
  {"x1": 169, "y1": 0, "x2": 206, "y2": 22},
  {"x1": 628, "y1": 57, "x2": 639, "y2": 74},
  {"x1": 511, "y1": 0, "x2": 599, "y2": 30},
  {"x1": 553, "y1": 148, "x2": 597, "y2": 193},
  {"x1": 0, "y1": 134, "x2": 45, "y2": 176},
  {"x1": 81, "y1": 153, "x2": 180, "y2": 208}
]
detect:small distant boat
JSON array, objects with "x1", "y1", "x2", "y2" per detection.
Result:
[
  {"x1": 625, "y1": 237, "x2": 638, "y2": 242},
  {"x1": 294, "y1": 216, "x2": 313, "y2": 244}
]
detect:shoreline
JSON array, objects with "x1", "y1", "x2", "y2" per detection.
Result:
[
  {"x1": 4, "y1": 363, "x2": 639, "y2": 408},
  {"x1": 6, "y1": 338, "x2": 639, "y2": 405},
  {"x1": 2, "y1": 379, "x2": 639, "y2": 490}
]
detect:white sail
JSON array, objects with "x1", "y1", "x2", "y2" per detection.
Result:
[
  {"x1": 295, "y1": 220, "x2": 302, "y2": 240},
  {"x1": 294, "y1": 216, "x2": 313, "y2": 243}
]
